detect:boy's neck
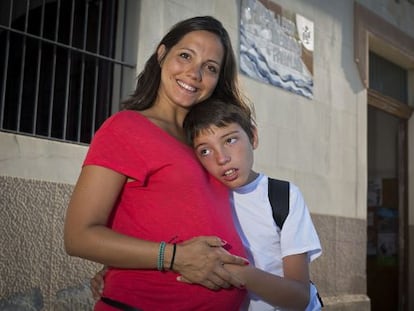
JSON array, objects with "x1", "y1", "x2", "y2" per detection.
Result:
[
  {"x1": 234, "y1": 170, "x2": 259, "y2": 189},
  {"x1": 232, "y1": 171, "x2": 262, "y2": 193}
]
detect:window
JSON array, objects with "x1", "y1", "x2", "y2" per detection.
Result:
[
  {"x1": 368, "y1": 51, "x2": 412, "y2": 120},
  {"x1": 369, "y1": 51, "x2": 407, "y2": 104},
  {"x1": 0, "y1": 0, "x2": 135, "y2": 144}
]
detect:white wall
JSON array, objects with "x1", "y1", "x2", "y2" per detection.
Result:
[
  {"x1": 241, "y1": 0, "x2": 366, "y2": 219},
  {"x1": 0, "y1": 132, "x2": 87, "y2": 184}
]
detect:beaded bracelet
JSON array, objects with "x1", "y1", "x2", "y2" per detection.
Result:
[
  {"x1": 157, "y1": 241, "x2": 166, "y2": 271},
  {"x1": 169, "y1": 243, "x2": 177, "y2": 270}
]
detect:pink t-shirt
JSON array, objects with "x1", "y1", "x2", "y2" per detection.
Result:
[{"x1": 84, "y1": 110, "x2": 246, "y2": 311}]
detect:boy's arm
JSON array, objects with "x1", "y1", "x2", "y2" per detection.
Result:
[
  {"x1": 224, "y1": 253, "x2": 310, "y2": 310},
  {"x1": 90, "y1": 266, "x2": 107, "y2": 300}
]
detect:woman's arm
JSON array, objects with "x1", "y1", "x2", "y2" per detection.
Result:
[
  {"x1": 224, "y1": 253, "x2": 310, "y2": 310},
  {"x1": 64, "y1": 165, "x2": 247, "y2": 289},
  {"x1": 64, "y1": 165, "x2": 159, "y2": 267}
]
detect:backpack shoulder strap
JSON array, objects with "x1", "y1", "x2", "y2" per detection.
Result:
[
  {"x1": 268, "y1": 177, "x2": 290, "y2": 229},
  {"x1": 268, "y1": 178, "x2": 324, "y2": 307}
]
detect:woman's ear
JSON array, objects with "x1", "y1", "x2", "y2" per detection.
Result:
[
  {"x1": 252, "y1": 126, "x2": 259, "y2": 150},
  {"x1": 157, "y1": 44, "x2": 166, "y2": 65}
]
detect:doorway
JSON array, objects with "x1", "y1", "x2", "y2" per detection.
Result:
[
  {"x1": 367, "y1": 105, "x2": 403, "y2": 311},
  {"x1": 366, "y1": 51, "x2": 410, "y2": 311}
]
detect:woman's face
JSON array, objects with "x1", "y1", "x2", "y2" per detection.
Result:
[{"x1": 157, "y1": 30, "x2": 224, "y2": 110}]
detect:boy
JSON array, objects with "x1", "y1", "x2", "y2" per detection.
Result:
[
  {"x1": 91, "y1": 99, "x2": 322, "y2": 310},
  {"x1": 182, "y1": 99, "x2": 322, "y2": 311}
]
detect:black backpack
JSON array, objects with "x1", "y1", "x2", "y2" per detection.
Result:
[
  {"x1": 267, "y1": 177, "x2": 324, "y2": 307},
  {"x1": 268, "y1": 178, "x2": 290, "y2": 229}
]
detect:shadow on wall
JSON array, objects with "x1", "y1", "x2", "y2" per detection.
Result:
[
  {"x1": 0, "y1": 176, "x2": 99, "y2": 310},
  {"x1": 0, "y1": 283, "x2": 94, "y2": 310}
]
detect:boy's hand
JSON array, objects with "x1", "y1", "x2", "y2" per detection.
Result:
[{"x1": 90, "y1": 266, "x2": 107, "y2": 300}]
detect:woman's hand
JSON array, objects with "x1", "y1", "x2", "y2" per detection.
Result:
[
  {"x1": 88, "y1": 236, "x2": 248, "y2": 293},
  {"x1": 172, "y1": 236, "x2": 248, "y2": 290}
]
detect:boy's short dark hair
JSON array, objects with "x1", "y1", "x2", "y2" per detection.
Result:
[{"x1": 183, "y1": 98, "x2": 256, "y2": 145}]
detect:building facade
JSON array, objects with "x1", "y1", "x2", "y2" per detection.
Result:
[{"x1": 1, "y1": 0, "x2": 413, "y2": 310}]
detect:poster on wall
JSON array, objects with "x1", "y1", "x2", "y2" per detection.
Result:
[{"x1": 240, "y1": 0, "x2": 314, "y2": 99}]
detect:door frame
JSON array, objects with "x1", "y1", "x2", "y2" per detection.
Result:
[{"x1": 368, "y1": 88, "x2": 411, "y2": 310}]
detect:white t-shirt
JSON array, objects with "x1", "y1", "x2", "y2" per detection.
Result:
[{"x1": 231, "y1": 173, "x2": 322, "y2": 311}]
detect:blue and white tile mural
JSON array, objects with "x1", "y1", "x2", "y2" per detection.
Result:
[{"x1": 240, "y1": 0, "x2": 314, "y2": 99}]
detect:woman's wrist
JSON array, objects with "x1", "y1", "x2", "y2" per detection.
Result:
[
  {"x1": 162, "y1": 243, "x2": 177, "y2": 271},
  {"x1": 157, "y1": 241, "x2": 167, "y2": 271}
]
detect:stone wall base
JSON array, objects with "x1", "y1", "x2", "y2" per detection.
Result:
[{"x1": 322, "y1": 294, "x2": 370, "y2": 311}]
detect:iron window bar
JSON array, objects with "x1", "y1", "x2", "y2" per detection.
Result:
[{"x1": 0, "y1": 0, "x2": 135, "y2": 144}]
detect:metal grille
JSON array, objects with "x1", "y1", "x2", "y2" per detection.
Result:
[
  {"x1": 0, "y1": 0, "x2": 135, "y2": 144},
  {"x1": 369, "y1": 51, "x2": 408, "y2": 104}
]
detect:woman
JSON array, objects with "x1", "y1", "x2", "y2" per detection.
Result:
[{"x1": 64, "y1": 16, "x2": 251, "y2": 310}]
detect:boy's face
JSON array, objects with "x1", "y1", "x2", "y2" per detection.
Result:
[{"x1": 192, "y1": 122, "x2": 258, "y2": 189}]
